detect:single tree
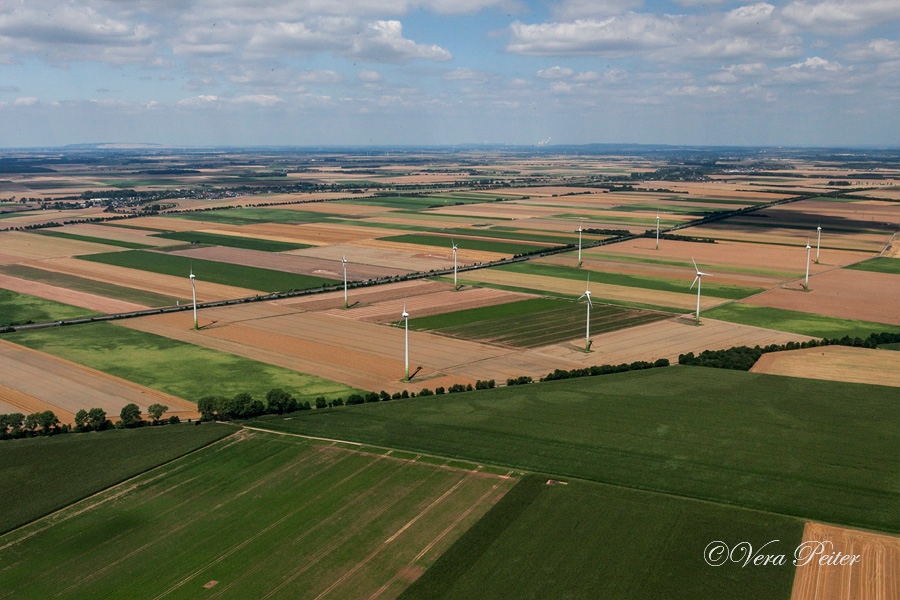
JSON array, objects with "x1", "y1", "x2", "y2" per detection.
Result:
[
  {"x1": 120, "y1": 403, "x2": 142, "y2": 428},
  {"x1": 147, "y1": 403, "x2": 168, "y2": 422}
]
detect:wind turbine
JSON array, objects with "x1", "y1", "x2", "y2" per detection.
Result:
[
  {"x1": 400, "y1": 301, "x2": 410, "y2": 381},
  {"x1": 189, "y1": 266, "x2": 198, "y2": 330},
  {"x1": 578, "y1": 274, "x2": 593, "y2": 351},
  {"x1": 575, "y1": 219, "x2": 584, "y2": 267},
  {"x1": 656, "y1": 210, "x2": 660, "y2": 250},
  {"x1": 342, "y1": 256, "x2": 349, "y2": 309},
  {"x1": 451, "y1": 239, "x2": 459, "y2": 290},
  {"x1": 804, "y1": 238, "x2": 811, "y2": 290},
  {"x1": 690, "y1": 258, "x2": 712, "y2": 326},
  {"x1": 815, "y1": 226, "x2": 822, "y2": 264}
]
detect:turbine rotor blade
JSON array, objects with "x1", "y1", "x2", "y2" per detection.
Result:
[
  {"x1": 690, "y1": 276, "x2": 699, "y2": 290},
  {"x1": 691, "y1": 257, "x2": 699, "y2": 273}
]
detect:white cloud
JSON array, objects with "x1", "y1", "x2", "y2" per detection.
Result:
[
  {"x1": 840, "y1": 39, "x2": 900, "y2": 62},
  {"x1": 358, "y1": 69, "x2": 382, "y2": 82},
  {"x1": 770, "y1": 56, "x2": 852, "y2": 83},
  {"x1": 707, "y1": 63, "x2": 767, "y2": 83},
  {"x1": 444, "y1": 68, "x2": 490, "y2": 83},
  {"x1": 296, "y1": 70, "x2": 343, "y2": 83},
  {"x1": 782, "y1": 0, "x2": 900, "y2": 34},
  {"x1": 348, "y1": 20, "x2": 451, "y2": 62},
  {"x1": 536, "y1": 66, "x2": 575, "y2": 79},
  {"x1": 551, "y1": 0, "x2": 644, "y2": 20},
  {"x1": 509, "y1": 15, "x2": 680, "y2": 56},
  {"x1": 13, "y1": 97, "x2": 38, "y2": 106}
]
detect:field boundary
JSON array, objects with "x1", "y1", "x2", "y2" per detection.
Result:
[{"x1": 0, "y1": 425, "x2": 239, "y2": 539}]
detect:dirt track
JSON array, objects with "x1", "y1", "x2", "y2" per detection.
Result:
[
  {"x1": 790, "y1": 521, "x2": 900, "y2": 600},
  {"x1": 751, "y1": 346, "x2": 900, "y2": 387}
]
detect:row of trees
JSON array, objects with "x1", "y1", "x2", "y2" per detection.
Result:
[
  {"x1": 678, "y1": 332, "x2": 900, "y2": 371},
  {"x1": 541, "y1": 358, "x2": 670, "y2": 382},
  {"x1": 0, "y1": 403, "x2": 179, "y2": 441}
]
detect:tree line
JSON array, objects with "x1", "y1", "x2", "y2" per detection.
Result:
[
  {"x1": 0, "y1": 402, "x2": 178, "y2": 441},
  {"x1": 678, "y1": 332, "x2": 900, "y2": 371}
]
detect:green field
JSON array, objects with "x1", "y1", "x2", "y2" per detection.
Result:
[
  {"x1": 78, "y1": 250, "x2": 339, "y2": 292},
  {"x1": 704, "y1": 302, "x2": 900, "y2": 338},
  {"x1": 498, "y1": 261, "x2": 765, "y2": 300},
  {"x1": 411, "y1": 297, "x2": 670, "y2": 347},
  {"x1": 0, "y1": 431, "x2": 514, "y2": 599},
  {"x1": 381, "y1": 234, "x2": 557, "y2": 255},
  {"x1": 346, "y1": 195, "x2": 493, "y2": 209},
  {"x1": 403, "y1": 476, "x2": 803, "y2": 600},
  {"x1": 0, "y1": 289, "x2": 99, "y2": 327},
  {"x1": 847, "y1": 256, "x2": 900, "y2": 274},
  {"x1": 246, "y1": 367, "x2": 900, "y2": 533},
  {"x1": 32, "y1": 229, "x2": 156, "y2": 249},
  {"x1": 169, "y1": 207, "x2": 338, "y2": 225},
  {"x1": 0, "y1": 424, "x2": 234, "y2": 534},
  {"x1": 0, "y1": 264, "x2": 183, "y2": 307},
  {"x1": 5, "y1": 323, "x2": 359, "y2": 402},
  {"x1": 152, "y1": 230, "x2": 312, "y2": 252}
]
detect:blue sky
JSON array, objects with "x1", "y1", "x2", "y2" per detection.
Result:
[{"x1": 0, "y1": 0, "x2": 898, "y2": 147}]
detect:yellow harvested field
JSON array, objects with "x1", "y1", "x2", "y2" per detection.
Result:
[
  {"x1": 0, "y1": 231, "x2": 116, "y2": 263},
  {"x1": 751, "y1": 346, "x2": 900, "y2": 387},
  {"x1": 0, "y1": 340, "x2": 198, "y2": 422},
  {"x1": 122, "y1": 216, "x2": 215, "y2": 231},
  {"x1": 351, "y1": 238, "x2": 508, "y2": 263},
  {"x1": 432, "y1": 203, "x2": 562, "y2": 220},
  {"x1": 790, "y1": 521, "x2": 900, "y2": 600},
  {"x1": 461, "y1": 268, "x2": 723, "y2": 311},
  {"x1": 500, "y1": 317, "x2": 812, "y2": 367},
  {"x1": 882, "y1": 235, "x2": 899, "y2": 258},
  {"x1": 743, "y1": 268, "x2": 900, "y2": 326},
  {"x1": 0, "y1": 207, "x2": 108, "y2": 229},
  {"x1": 63, "y1": 223, "x2": 175, "y2": 247},
  {"x1": 278, "y1": 201, "x2": 393, "y2": 215},
  {"x1": 0, "y1": 274, "x2": 147, "y2": 313},
  {"x1": 292, "y1": 243, "x2": 463, "y2": 272},
  {"x1": 211, "y1": 222, "x2": 399, "y2": 246},
  {"x1": 21, "y1": 257, "x2": 259, "y2": 302}
]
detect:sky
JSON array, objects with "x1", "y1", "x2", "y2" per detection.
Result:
[{"x1": 0, "y1": 0, "x2": 898, "y2": 147}]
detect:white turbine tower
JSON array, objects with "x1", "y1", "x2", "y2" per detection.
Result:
[
  {"x1": 804, "y1": 238, "x2": 811, "y2": 290},
  {"x1": 656, "y1": 210, "x2": 660, "y2": 250},
  {"x1": 342, "y1": 256, "x2": 349, "y2": 309},
  {"x1": 451, "y1": 239, "x2": 459, "y2": 291},
  {"x1": 575, "y1": 219, "x2": 584, "y2": 267},
  {"x1": 189, "y1": 267, "x2": 198, "y2": 330},
  {"x1": 815, "y1": 226, "x2": 822, "y2": 264},
  {"x1": 690, "y1": 258, "x2": 712, "y2": 326},
  {"x1": 578, "y1": 274, "x2": 593, "y2": 351},
  {"x1": 401, "y1": 301, "x2": 410, "y2": 381}
]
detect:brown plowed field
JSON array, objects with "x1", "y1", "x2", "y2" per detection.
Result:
[
  {"x1": 431, "y1": 204, "x2": 562, "y2": 220},
  {"x1": 119, "y1": 216, "x2": 211, "y2": 231},
  {"x1": 790, "y1": 521, "x2": 900, "y2": 600},
  {"x1": 462, "y1": 268, "x2": 721, "y2": 311},
  {"x1": 535, "y1": 317, "x2": 814, "y2": 366},
  {"x1": 22, "y1": 257, "x2": 260, "y2": 302},
  {"x1": 0, "y1": 231, "x2": 115, "y2": 262},
  {"x1": 168, "y1": 245, "x2": 411, "y2": 279},
  {"x1": 276, "y1": 280, "x2": 451, "y2": 312},
  {"x1": 0, "y1": 340, "x2": 198, "y2": 422},
  {"x1": 686, "y1": 222, "x2": 890, "y2": 253},
  {"x1": 279, "y1": 202, "x2": 394, "y2": 215},
  {"x1": 751, "y1": 346, "x2": 900, "y2": 387},
  {"x1": 743, "y1": 268, "x2": 900, "y2": 326},
  {"x1": 324, "y1": 287, "x2": 533, "y2": 322},
  {"x1": 589, "y1": 237, "x2": 872, "y2": 271},
  {"x1": 0, "y1": 274, "x2": 147, "y2": 313},
  {"x1": 0, "y1": 207, "x2": 108, "y2": 230}
]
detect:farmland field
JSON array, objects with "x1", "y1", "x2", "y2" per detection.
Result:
[
  {"x1": 79, "y1": 250, "x2": 340, "y2": 292},
  {"x1": 380, "y1": 233, "x2": 555, "y2": 255},
  {"x1": 169, "y1": 207, "x2": 339, "y2": 225},
  {"x1": 0, "y1": 288, "x2": 99, "y2": 326},
  {"x1": 403, "y1": 476, "x2": 803, "y2": 600},
  {"x1": 704, "y1": 303, "x2": 900, "y2": 338},
  {"x1": 152, "y1": 230, "x2": 312, "y2": 252},
  {"x1": 0, "y1": 430, "x2": 515, "y2": 600},
  {"x1": 0, "y1": 424, "x2": 235, "y2": 534},
  {"x1": 497, "y1": 261, "x2": 765, "y2": 299},
  {"x1": 33, "y1": 229, "x2": 156, "y2": 249},
  {"x1": 411, "y1": 297, "x2": 671, "y2": 348},
  {"x1": 246, "y1": 367, "x2": 900, "y2": 533},
  {"x1": 5, "y1": 322, "x2": 360, "y2": 402},
  {"x1": 846, "y1": 256, "x2": 900, "y2": 274}
]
